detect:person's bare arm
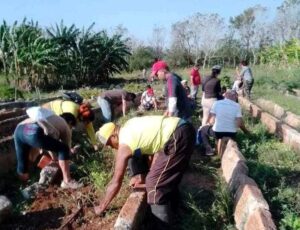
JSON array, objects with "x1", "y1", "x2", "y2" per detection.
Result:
[
  {"x1": 190, "y1": 75, "x2": 194, "y2": 86},
  {"x1": 94, "y1": 144, "x2": 132, "y2": 215},
  {"x1": 236, "y1": 66, "x2": 240, "y2": 76},
  {"x1": 122, "y1": 98, "x2": 127, "y2": 117},
  {"x1": 207, "y1": 113, "x2": 215, "y2": 126},
  {"x1": 153, "y1": 98, "x2": 158, "y2": 111},
  {"x1": 236, "y1": 117, "x2": 250, "y2": 134}
]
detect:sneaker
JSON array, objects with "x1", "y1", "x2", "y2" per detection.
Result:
[
  {"x1": 205, "y1": 149, "x2": 215, "y2": 156},
  {"x1": 205, "y1": 151, "x2": 215, "y2": 156},
  {"x1": 61, "y1": 180, "x2": 83, "y2": 189}
]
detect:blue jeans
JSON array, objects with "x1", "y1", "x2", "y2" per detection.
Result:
[
  {"x1": 14, "y1": 123, "x2": 70, "y2": 174},
  {"x1": 97, "y1": 97, "x2": 112, "y2": 123}
]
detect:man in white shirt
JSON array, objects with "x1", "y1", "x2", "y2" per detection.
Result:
[{"x1": 200, "y1": 90, "x2": 249, "y2": 156}]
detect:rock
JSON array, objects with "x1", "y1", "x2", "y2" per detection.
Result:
[
  {"x1": 38, "y1": 163, "x2": 60, "y2": 185},
  {"x1": 21, "y1": 182, "x2": 46, "y2": 200},
  {"x1": 0, "y1": 196, "x2": 12, "y2": 223}
]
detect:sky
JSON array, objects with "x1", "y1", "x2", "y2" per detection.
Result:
[{"x1": 1, "y1": 0, "x2": 283, "y2": 43}]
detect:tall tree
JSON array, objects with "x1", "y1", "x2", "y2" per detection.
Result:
[{"x1": 149, "y1": 25, "x2": 166, "y2": 59}]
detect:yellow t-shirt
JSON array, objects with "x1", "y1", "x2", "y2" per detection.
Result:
[
  {"x1": 46, "y1": 100, "x2": 79, "y2": 117},
  {"x1": 43, "y1": 100, "x2": 97, "y2": 145},
  {"x1": 119, "y1": 116, "x2": 180, "y2": 155}
]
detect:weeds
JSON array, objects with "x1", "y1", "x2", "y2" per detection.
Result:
[
  {"x1": 179, "y1": 177, "x2": 234, "y2": 230},
  {"x1": 238, "y1": 112, "x2": 300, "y2": 228}
]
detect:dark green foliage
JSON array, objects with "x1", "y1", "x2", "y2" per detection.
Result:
[
  {"x1": 128, "y1": 46, "x2": 155, "y2": 71},
  {"x1": 0, "y1": 84, "x2": 24, "y2": 99},
  {"x1": 220, "y1": 75, "x2": 232, "y2": 89},
  {"x1": 0, "y1": 19, "x2": 131, "y2": 91}
]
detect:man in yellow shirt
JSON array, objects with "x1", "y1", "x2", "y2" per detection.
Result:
[
  {"x1": 94, "y1": 116, "x2": 195, "y2": 227},
  {"x1": 42, "y1": 99, "x2": 97, "y2": 149}
]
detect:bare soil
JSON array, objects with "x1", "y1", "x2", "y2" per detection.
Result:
[{"x1": 1, "y1": 184, "x2": 130, "y2": 230}]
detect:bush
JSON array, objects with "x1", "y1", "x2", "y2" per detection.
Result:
[{"x1": 0, "y1": 84, "x2": 24, "y2": 100}]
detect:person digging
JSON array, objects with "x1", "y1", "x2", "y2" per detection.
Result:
[
  {"x1": 14, "y1": 107, "x2": 83, "y2": 189},
  {"x1": 94, "y1": 116, "x2": 195, "y2": 228}
]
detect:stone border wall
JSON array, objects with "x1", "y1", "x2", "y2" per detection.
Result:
[
  {"x1": 239, "y1": 97, "x2": 300, "y2": 153},
  {"x1": 0, "y1": 108, "x2": 26, "y2": 122},
  {"x1": 254, "y1": 98, "x2": 300, "y2": 131},
  {"x1": 222, "y1": 140, "x2": 276, "y2": 230},
  {"x1": 0, "y1": 96, "x2": 61, "y2": 110},
  {"x1": 114, "y1": 190, "x2": 147, "y2": 230}
]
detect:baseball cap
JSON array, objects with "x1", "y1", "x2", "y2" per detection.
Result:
[
  {"x1": 151, "y1": 60, "x2": 168, "y2": 77},
  {"x1": 147, "y1": 88, "x2": 154, "y2": 96},
  {"x1": 96, "y1": 122, "x2": 116, "y2": 145}
]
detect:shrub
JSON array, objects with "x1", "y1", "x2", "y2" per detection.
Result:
[{"x1": 0, "y1": 84, "x2": 24, "y2": 100}]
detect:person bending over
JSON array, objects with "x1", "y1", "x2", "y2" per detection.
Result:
[
  {"x1": 94, "y1": 116, "x2": 195, "y2": 228},
  {"x1": 97, "y1": 89, "x2": 136, "y2": 123},
  {"x1": 14, "y1": 107, "x2": 82, "y2": 189},
  {"x1": 43, "y1": 99, "x2": 97, "y2": 150}
]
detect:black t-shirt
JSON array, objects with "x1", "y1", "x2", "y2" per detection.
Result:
[{"x1": 202, "y1": 76, "x2": 221, "y2": 99}]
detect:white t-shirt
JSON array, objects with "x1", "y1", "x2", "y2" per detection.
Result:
[{"x1": 210, "y1": 99, "x2": 242, "y2": 133}]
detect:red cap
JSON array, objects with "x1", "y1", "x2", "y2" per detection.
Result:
[
  {"x1": 147, "y1": 88, "x2": 154, "y2": 96},
  {"x1": 151, "y1": 61, "x2": 168, "y2": 77}
]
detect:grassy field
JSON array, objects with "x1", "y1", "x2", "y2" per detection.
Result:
[
  {"x1": 2, "y1": 65, "x2": 299, "y2": 116},
  {"x1": 251, "y1": 65, "x2": 300, "y2": 115},
  {"x1": 2, "y1": 64, "x2": 300, "y2": 229}
]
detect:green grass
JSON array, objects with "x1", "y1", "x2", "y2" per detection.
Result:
[
  {"x1": 251, "y1": 65, "x2": 300, "y2": 115},
  {"x1": 177, "y1": 158, "x2": 235, "y2": 230},
  {"x1": 237, "y1": 113, "x2": 300, "y2": 229}
]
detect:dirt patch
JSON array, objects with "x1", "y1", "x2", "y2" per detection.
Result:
[{"x1": 2, "y1": 184, "x2": 130, "y2": 230}]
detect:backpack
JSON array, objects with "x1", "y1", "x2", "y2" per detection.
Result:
[{"x1": 61, "y1": 91, "x2": 83, "y2": 104}]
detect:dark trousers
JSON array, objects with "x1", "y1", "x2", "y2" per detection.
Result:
[
  {"x1": 201, "y1": 125, "x2": 236, "y2": 153},
  {"x1": 146, "y1": 123, "x2": 195, "y2": 205},
  {"x1": 128, "y1": 155, "x2": 149, "y2": 177},
  {"x1": 14, "y1": 123, "x2": 70, "y2": 174},
  {"x1": 243, "y1": 79, "x2": 254, "y2": 99}
]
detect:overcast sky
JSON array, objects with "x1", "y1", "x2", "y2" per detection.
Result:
[{"x1": 1, "y1": 0, "x2": 283, "y2": 43}]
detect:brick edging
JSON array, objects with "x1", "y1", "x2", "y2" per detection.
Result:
[
  {"x1": 114, "y1": 190, "x2": 147, "y2": 230},
  {"x1": 222, "y1": 140, "x2": 276, "y2": 230},
  {"x1": 239, "y1": 97, "x2": 300, "y2": 153}
]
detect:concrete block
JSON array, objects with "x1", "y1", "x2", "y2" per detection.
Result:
[
  {"x1": 244, "y1": 207, "x2": 276, "y2": 230},
  {"x1": 0, "y1": 195, "x2": 12, "y2": 223},
  {"x1": 239, "y1": 97, "x2": 252, "y2": 112},
  {"x1": 114, "y1": 191, "x2": 147, "y2": 230},
  {"x1": 250, "y1": 104, "x2": 262, "y2": 118},
  {"x1": 280, "y1": 124, "x2": 300, "y2": 153},
  {"x1": 256, "y1": 99, "x2": 285, "y2": 119},
  {"x1": 234, "y1": 177, "x2": 270, "y2": 230},
  {"x1": 284, "y1": 112, "x2": 300, "y2": 130},
  {"x1": 260, "y1": 112, "x2": 280, "y2": 134},
  {"x1": 222, "y1": 140, "x2": 248, "y2": 192}
]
